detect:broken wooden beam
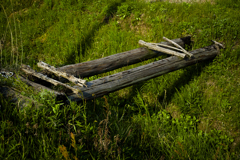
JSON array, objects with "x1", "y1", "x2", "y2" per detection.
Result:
[
  {"x1": 21, "y1": 65, "x2": 80, "y2": 94},
  {"x1": 163, "y1": 37, "x2": 193, "y2": 57},
  {"x1": 0, "y1": 72, "x2": 66, "y2": 108},
  {"x1": 67, "y1": 44, "x2": 222, "y2": 102},
  {"x1": 138, "y1": 40, "x2": 187, "y2": 58},
  {"x1": 37, "y1": 61, "x2": 87, "y2": 87},
  {"x1": 18, "y1": 75, "x2": 65, "y2": 97},
  {"x1": 57, "y1": 36, "x2": 191, "y2": 78}
]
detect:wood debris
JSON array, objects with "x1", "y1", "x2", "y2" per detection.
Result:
[
  {"x1": 139, "y1": 40, "x2": 187, "y2": 58},
  {"x1": 21, "y1": 64, "x2": 80, "y2": 94},
  {"x1": 37, "y1": 61, "x2": 87, "y2": 87}
]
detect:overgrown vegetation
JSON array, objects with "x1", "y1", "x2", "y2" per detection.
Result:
[{"x1": 1, "y1": 0, "x2": 240, "y2": 159}]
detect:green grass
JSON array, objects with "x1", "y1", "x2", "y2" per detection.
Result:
[{"x1": 1, "y1": 0, "x2": 240, "y2": 159}]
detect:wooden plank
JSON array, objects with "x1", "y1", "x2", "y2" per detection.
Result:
[
  {"x1": 21, "y1": 64, "x2": 80, "y2": 94},
  {"x1": 18, "y1": 75, "x2": 65, "y2": 97},
  {"x1": 163, "y1": 37, "x2": 193, "y2": 57},
  {"x1": 56, "y1": 36, "x2": 191, "y2": 78},
  {"x1": 37, "y1": 61, "x2": 87, "y2": 87},
  {"x1": 139, "y1": 40, "x2": 187, "y2": 58},
  {"x1": 67, "y1": 44, "x2": 221, "y2": 102},
  {"x1": 0, "y1": 74, "x2": 65, "y2": 108}
]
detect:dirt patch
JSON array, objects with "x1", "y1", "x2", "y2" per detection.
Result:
[
  {"x1": 117, "y1": 13, "x2": 152, "y2": 37},
  {"x1": 166, "y1": 104, "x2": 181, "y2": 119}
]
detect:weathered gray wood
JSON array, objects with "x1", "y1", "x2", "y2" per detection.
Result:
[
  {"x1": 139, "y1": 40, "x2": 187, "y2": 58},
  {"x1": 212, "y1": 40, "x2": 225, "y2": 49},
  {"x1": 57, "y1": 36, "x2": 191, "y2": 78},
  {"x1": 0, "y1": 74, "x2": 65, "y2": 108},
  {"x1": 67, "y1": 44, "x2": 221, "y2": 102},
  {"x1": 37, "y1": 61, "x2": 87, "y2": 87},
  {"x1": 140, "y1": 41, "x2": 185, "y2": 53},
  {"x1": 163, "y1": 37, "x2": 193, "y2": 57},
  {"x1": 18, "y1": 75, "x2": 65, "y2": 96},
  {"x1": 21, "y1": 64, "x2": 80, "y2": 94}
]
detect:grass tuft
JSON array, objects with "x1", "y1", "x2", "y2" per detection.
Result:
[{"x1": 1, "y1": 0, "x2": 240, "y2": 159}]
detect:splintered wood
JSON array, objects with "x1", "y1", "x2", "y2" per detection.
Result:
[
  {"x1": 139, "y1": 40, "x2": 186, "y2": 58},
  {"x1": 162, "y1": 37, "x2": 193, "y2": 57},
  {"x1": 20, "y1": 64, "x2": 80, "y2": 94},
  {"x1": 139, "y1": 36, "x2": 193, "y2": 58},
  {"x1": 37, "y1": 61, "x2": 86, "y2": 87}
]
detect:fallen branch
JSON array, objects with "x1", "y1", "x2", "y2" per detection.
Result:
[
  {"x1": 148, "y1": 42, "x2": 185, "y2": 52},
  {"x1": 163, "y1": 37, "x2": 193, "y2": 57},
  {"x1": 138, "y1": 40, "x2": 187, "y2": 58},
  {"x1": 37, "y1": 61, "x2": 87, "y2": 87},
  {"x1": 17, "y1": 75, "x2": 65, "y2": 97},
  {"x1": 212, "y1": 40, "x2": 225, "y2": 49},
  {"x1": 21, "y1": 64, "x2": 80, "y2": 94}
]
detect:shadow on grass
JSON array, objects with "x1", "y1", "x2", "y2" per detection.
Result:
[
  {"x1": 157, "y1": 60, "x2": 214, "y2": 113},
  {"x1": 117, "y1": 59, "x2": 214, "y2": 117},
  {"x1": 65, "y1": 0, "x2": 126, "y2": 65}
]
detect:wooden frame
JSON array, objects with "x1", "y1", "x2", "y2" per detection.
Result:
[{"x1": 1, "y1": 36, "x2": 225, "y2": 106}]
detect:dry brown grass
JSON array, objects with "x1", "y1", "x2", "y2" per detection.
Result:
[{"x1": 166, "y1": 103, "x2": 182, "y2": 119}]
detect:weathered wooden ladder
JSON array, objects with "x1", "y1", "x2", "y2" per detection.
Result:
[{"x1": 1, "y1": 36, "x2": 224, "y2": 105}]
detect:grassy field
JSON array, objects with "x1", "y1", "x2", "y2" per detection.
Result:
[{"x1": 1, "y1": 0, "x2": 240, "y2": 159}]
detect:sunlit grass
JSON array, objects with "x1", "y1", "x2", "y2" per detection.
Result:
[{"x1": 0, "y1": 0, "x2": 240, "y2": 159}]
